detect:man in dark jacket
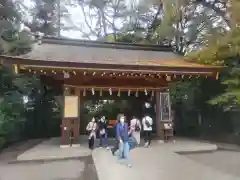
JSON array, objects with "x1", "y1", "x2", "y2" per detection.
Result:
[
  {"x1": 111, "y1": 118, "x2": 120, "y2": 155},
  {"x1": 98, "y1": 116, "x2": 109, "y2": 149}
]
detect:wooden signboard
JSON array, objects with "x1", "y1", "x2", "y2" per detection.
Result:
[{"x1": 64, "y1": 96, "x2": 79, "y2": 118}]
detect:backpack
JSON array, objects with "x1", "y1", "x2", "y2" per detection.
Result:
[{"x1": 135, "y1": 120, "x2": 141, "y2": 132}]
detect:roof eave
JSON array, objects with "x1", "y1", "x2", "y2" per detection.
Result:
[{"x1": 0, "y1": 55, "x2": 222, "y2": 75}]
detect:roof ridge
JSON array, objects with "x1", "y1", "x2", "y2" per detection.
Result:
[{"x1": 41, "y1": 36, "x2": 174, "y2": 52}]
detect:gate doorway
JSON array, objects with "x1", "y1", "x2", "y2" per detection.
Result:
[{"x1": 79, "y1": 90, "x2": 156, "y2": 136}]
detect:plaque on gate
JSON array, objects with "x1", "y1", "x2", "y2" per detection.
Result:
[{"x1": 64, "y1": 96, "x2": 79, "y2": 118}]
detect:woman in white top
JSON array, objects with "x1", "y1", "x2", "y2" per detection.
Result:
[
  {"x1": 142, "y1": 114, "x2": 153, "y2": 147},
  {"x1": 86, "y1": 117, "x2": 97, "y2": 150},
  {"x1": 130, "y1": 116, "x2": 141, "y2": 145}
]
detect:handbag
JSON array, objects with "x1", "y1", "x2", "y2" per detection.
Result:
[
  {"x1": 145, "y1": 117, "x2": 151, "y2": 128},
  {"x1": 135, "y1": 120, "x2": 141, "y2": 132},
  {"x1": 99, "y1": 128, "x2": 106, "y2": 135}
]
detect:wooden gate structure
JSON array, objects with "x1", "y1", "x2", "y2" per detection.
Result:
[{"x1": 0, "y1": 37, "x2": 222, "y2": 146}]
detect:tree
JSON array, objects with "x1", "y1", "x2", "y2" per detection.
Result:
[
  {"x1": 0, "y1": 0, "x2": 62, "y2": 148},
  {"x1": 185, "y1": 0, "x2": 240, "y2": 110}
]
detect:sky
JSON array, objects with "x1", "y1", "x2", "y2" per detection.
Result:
[
  {"x1": 20, "y1": 0, "x2": 229, "y2": 41},
  {"x1": 21, "y1": 0, "x2": 142, "y2": 40}
]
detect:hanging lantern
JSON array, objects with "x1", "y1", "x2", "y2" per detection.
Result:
[
  {"x1": 92, "y1": 88, "x2": 95, "y2": 95},
  {"x1": 83, "y1": 89, "x2": 86, "y2": 96},
  {"x1": 144, "y1": 88, "x2": 148, "y2": 96},
  {"x1": 117, "y1": 89, "x2": 121, "y2": 97},
  {"x1": 128, "y1": 89, "x2": 131, "y2": 96},
  {"x1": 151, "y1": 90, "x2": 154, "y2": 97},
  {"x1": 135, "y1": 89, "x2": 138, "y2": 97},
  {"x1": 109, "y1": 88, "x2": 112, "y2": 95},
  {"x1": 100, "y1": 89, "x2": 103, "y2": 96}
]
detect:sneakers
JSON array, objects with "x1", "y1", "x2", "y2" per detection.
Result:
[
  {"x1": 127, "y1": 164, "x2": 132, "y2": 168},
  {"x1": 111, "y1": 148, "x2": 115, "y2": 156},
  {"x1": 106, "y1": 147, "x2": 110, "y2": 150},
  {"x1": 144, "y1": 142, "x2": 149, "y2": 148}
]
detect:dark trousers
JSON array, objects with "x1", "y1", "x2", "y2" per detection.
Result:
[
  {"x1": 88, "y1": 136, "x2": 95, "y2": 149},
  {"x1": 143, "y1": 131, "x2": 152, "y2": 145},
  {"x1": 99, "y1": 133, "x2": 108, "y2": 147}
]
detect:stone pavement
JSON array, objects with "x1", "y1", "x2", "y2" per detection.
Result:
[
  {"x1": 92, "y1": 140, "x2": 239, "y2": 180},
  {"x1": 0, "y1": 159, "x2": 85, "y2": 180},
  {"x1": 186, "y1": 150, "x2": 240, "y2": 178},
  {"x1": 17, "y1": 137, "x2": 91, "y2": 162}
]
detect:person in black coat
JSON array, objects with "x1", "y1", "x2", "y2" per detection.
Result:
[{"x1": 98, "y1": 116, "x2": 109, "y2": 149}]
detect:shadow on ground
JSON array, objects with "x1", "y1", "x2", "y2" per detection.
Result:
[{"x1": 80, "y1": 155, "x2": 99, "y2": 180}]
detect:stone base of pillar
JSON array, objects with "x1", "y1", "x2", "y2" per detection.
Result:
[{"x1": 60, "y1": 144, "x2": 71, "y2": 148}]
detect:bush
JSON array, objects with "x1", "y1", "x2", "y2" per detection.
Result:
[{"x1": 0, "y1": 137, "x2": 6, "y2": 149}]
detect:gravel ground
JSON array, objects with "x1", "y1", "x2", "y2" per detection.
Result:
[{"x1": 185, "y1": 150, "x2": 240, "y2": 178}]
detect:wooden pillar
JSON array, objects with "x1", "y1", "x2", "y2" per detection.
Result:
[
  {"x1": 60, "y1": 86, "x2": 80, "y2": 147},
  {"x1": 155, "y1": 91, "x2": 164, "y2": 140},
  {"x1": 155, "y1": 90, "x2": 174, "y2": 142},
  {"x1": 60, "y1": 86, "x2": 71, "y2": 147},
  {"x1": 72, "y1": 88, "x2": 81, "y2": 145}
]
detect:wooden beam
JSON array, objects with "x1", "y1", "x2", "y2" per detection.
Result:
[
  {"x1": 64, "y1": 85, "x2": 167, "y2": 91},
  {"x1": 20, "y1": 64, "x2": 217, "y2": 75}
]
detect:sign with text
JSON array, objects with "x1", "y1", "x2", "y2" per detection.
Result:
[{"x1": 64, "y1": 96, "x2": 79, "y2": 118}]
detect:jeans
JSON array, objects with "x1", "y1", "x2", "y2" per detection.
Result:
[
  {"x1": 128, "y1": 137, "x2": 137, "y2": 150},
  {"x1": 99, "y1": 133, "x2": 108, "y2": 147},
  {"x1": 115, "y1": 142, "x2": 130, "y2": 163},
  {"x1": 114, "y1": 137, "x2": 137, "y2": 155}
]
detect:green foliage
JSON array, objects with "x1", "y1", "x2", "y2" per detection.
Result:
[
  {"x1": 0, "y1": 66, "x2": 26, "y2": 147},
  {"x1": 0, "y1": 0, "x2": 61, "y2": 148}
]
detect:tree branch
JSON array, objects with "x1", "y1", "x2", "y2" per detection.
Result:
[{"x1": 195, "y1": 0, "x2": 230, "y2": 27}]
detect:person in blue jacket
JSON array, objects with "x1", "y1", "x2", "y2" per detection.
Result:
[{"x1": 115, "y1": 114, "x2": 132, "y2": 167}]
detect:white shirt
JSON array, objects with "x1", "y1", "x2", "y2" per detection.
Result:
[
  {"x1": 142, "y1": 116, "x2": 153, "y2": 131},
  {"x1": 130, "y1": 118, "x2": 141, "y2": 144},
  {"x1": 86, "y1": 121, "x2": 97, "y2": 139}
]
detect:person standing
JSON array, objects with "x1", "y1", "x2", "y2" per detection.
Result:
[
  {"x1": 130, "y1": 116, "x2": 141, "y2": 145},
  {"x1": 111, "y1": 115, "x2": 122, "y2": 155},
  {"x1": 142, "y1": 114, "x2": 153, "y2": 147},
  {"x1": 86, "y1": 117, "x2": 97, "y2": 150},
  {"x1": 98, "y1": 116, "x2": 109, "y2": 149},
  {"x1": 115, "y1": 115, "x2": 132, "y2": 167}
]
